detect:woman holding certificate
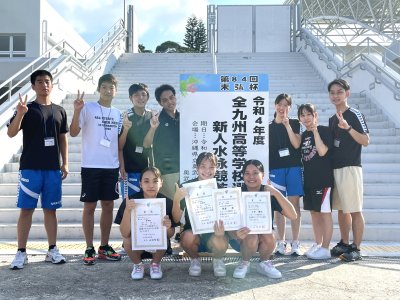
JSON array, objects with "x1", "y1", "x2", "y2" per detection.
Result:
[
  {"x1": 232, "y1": 160, "x2": 297, "y2": 279},
  {"x1": 115, "y1": 167, "x2": 177, "y2": 280},
  {"x1": 298, "y1": 104, "x2": 334, "y2": 260},
  {"x1": 172, "y1": 152, "x2": 231, "y2": 277}
]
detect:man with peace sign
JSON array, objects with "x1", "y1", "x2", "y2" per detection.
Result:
[{"x1": 7, "y1": 70, "x2": 69, "y2": 269}]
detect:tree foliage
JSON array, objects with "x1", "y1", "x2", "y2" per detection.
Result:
[
  {"x1": 138, "y1": 43, "x2": 152, "y2": 53},
  {"x1": 183, "y1": 15, "x2": 207, "y2": 53},
  {"x1": 155, "y1": 41, "x2": 182, "y2": 53}
]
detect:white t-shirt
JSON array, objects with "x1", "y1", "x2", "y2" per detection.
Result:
[{"x1": 79, "y1": 101, "x2": 123, "y2": 168}]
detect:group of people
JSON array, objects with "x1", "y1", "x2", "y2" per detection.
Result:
[{"x1": 7, "y1": 70, "x2": 369, "y2": 282}]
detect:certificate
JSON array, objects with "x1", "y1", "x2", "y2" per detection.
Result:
[
  {"x1": 213, "y1": 188, "x2": 243, "y2": 231},
  {"x1": 242, "y1": 192, "x2": 272, "y2": 234},
  {"x1": 184, "y1": 180, "x2": 217, "y2": 235},
  {"x1": 131, "y1": 198, "x2": 167, "y2": 251}
]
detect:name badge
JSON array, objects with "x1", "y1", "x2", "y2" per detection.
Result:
[
  {"x1": 334, "y1": 139, "x2": 340, "y2": 147},
  {"x1": 135, "y1": 146, "x2": 143, "y2": 154},
  {"x1": 44, "y1": 138, "x2": 55, "y2": 147},
  {"x1": 279, "y1": 148, "x2": 290, "y2": 157},
  {"x1": 100, "y1": 138, "x2": 111, "y2": 148}
]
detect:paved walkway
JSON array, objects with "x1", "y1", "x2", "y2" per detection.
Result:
[{"x1": 1, "y1": 240, "x2": 399, "y2": 299}]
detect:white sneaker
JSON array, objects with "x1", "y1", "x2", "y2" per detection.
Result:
[
  {"x1": 290, "y1": 241, "x2": 302, "y2": 256},
  {"x1": 150, "y1": 263, "x2": 163, "y2": 280},
  {"x1": 45, "y1": 246, "x2": 66, "y2": 264},
  {"x1": 233, "y1": 261, "x2": 250, "y2": 279},
  {"x1": 212, "y1": 258, "x2": 226, "y2": 277},
  {"x1": 131, "y1": 263, "x2": 145, "y2": 280},
  {"x1": 305, "y1": 243, "x2": 320, "y2": 257},
  {"x1": 256, "y1": 260, "x2": 282, "y2": 279},
  {"x1": 10, "y1": 251, "x2": 28, "y2": 270},
  {"x1": 275, "y1": 241, "x2": 287, "y2": 255},
  {"x1": 307, "y1": 247, "x2": 331, "y2": 260},
  {"x1": 189, "y1": 258, "x2": 201, "y2": 276}
]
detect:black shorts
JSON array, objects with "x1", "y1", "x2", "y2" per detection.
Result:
[
  {"x1": 80, "y1": 168, "x2": 119, "y2": 202},
  {"x1": 303, "y1": 187, "x2": 332, "y2": 213}
]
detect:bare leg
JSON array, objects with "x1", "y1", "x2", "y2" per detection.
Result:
[
  {"x1": 208, "y1": 234, "x2": 228, "y2": 258},
  {"x1": 288, "y1": 195, "x2": 301, "y2": 241},
  {"x1": 43, "y1": 209, "x2": 57, "y2": 246},
  {"x1": 275, "y1": 211, "x2": 286, "y2": 241},
  {"x1": 258, "y1": 234, "x2": 276, "y2": 261},
  {"x1": 100, "y1": 200, "x2": 114, "y2": 246},
  {"x1": 337, "y1": 210, "x2": 352, "y2": 244},
  {"x1": 310, "y1": 211, "x2": 323, "y2": 245},
  {"x1": 17, "y1": 209, "x2": 35, "y2": 248},
  {"x1": 123, "y1": 237, "x2": 143, "y2": 264},
  {"x1": 240, "y1": 235, "x2": 258, "y2": 261},
  {"x1": 180, "y1": 230, "x2": 200, "y2": 258},
  {"x1": 350, "y1": 212, "x2": 364, "y2": 247},
  {"x1": 82, "y1": 202, "x2": 97, "y2": 247}
]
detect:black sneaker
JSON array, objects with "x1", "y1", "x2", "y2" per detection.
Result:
[
  {"x1": 340, "y1": 244, "x2": 362, "y2": 262},
  {"x1": 83, "y1": 247, "x2": 96, "y2": 265},
  {"x1": 330, "y1": 240, "x2": 351, "y2": 257}
]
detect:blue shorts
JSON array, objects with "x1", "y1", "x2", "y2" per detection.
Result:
[
  {"x1": 195, "y1": 232, "x2": 240, "y2": 253},
  {"x1": 120, "y1": 172, "x2": 141, "y2": 198},
  {"x1": 17, "y1": 170, "x2": 62, "y2": 209},
  {"x1": 269, "y1": 167, "x2": 304, "y2": 197}
]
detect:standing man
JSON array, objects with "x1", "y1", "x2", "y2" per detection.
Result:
[
  {"x1": 7, "y1": 70, "x2": 68, "y2": 269},
  {"x1": 70, "y1": 74, "x2": 123, "y2": 265},
  {"x1": 144, "y1": 84, "x2": 180, "y2": 200},
  {"x1": 328, "y1": 79, "x2": 370, "y2": 261}
]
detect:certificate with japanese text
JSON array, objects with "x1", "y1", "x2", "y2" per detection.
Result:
[
  {"x1": 131, "y1": 198, "x2": 167, "y2": 251},
  {"x1": 242, "y1": 192, "x2": 272, "y2": 234},
  {"x1": 213, "y1": 187, "x2": 243, "y2": 231},
  {"x1": 184, "y1": 179, "x2": 217, "y2": 235}
]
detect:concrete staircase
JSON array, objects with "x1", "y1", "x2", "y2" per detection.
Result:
[{"x1": 0, "y1": 52, "x2": 399, "y2": 242}]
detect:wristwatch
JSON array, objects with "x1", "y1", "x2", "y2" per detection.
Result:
[{"x1": 346, "y1": 125, "x2": 352, "y2": 132}]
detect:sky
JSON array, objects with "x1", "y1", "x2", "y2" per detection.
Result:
[{"x1": 47, "y1": 0, "x2": 285, "y2": 52}]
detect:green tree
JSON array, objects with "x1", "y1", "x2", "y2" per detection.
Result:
[
  {"x1": 183, "y1": 15, "x2": 198, "y2": 50},
  {"x1": 194, "y1": 19, "x2": 207, "y2": 52},
  {"x1": 155, "y1": 41, "x2": 182, "y2": 53},
  {"x1": 138, "y1": 43, "x2": 152, "y2": 53},
  {"x1": 183, "y1": 16, "x2": 207, "y2": 53}
]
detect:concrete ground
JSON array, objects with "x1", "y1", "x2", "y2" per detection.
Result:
[{"x1": 0, "y1": 241, "x2": 399, "y2": 300}]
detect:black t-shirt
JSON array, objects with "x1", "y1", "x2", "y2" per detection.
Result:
[
  {"x1": 301, "y1": 126, "x2": 334, "y2": 188},
  {"x1": 241, "y1": 185, "x2": 282, "y2": 226},
  {"x1": 8, "y1": 101, "x2": 68, "y2": 170},
  {"x1": 114, "y1": 191, "x2": 177, "y2": 227},
  {"x1": 123, "y1": 108, "x2": 152, "y2": 173},
  {"x1": 269, "y1": 118, "x2": 302, "y2": 170},
  {"x1": 153, "y1": 109, "x2": 180, "y2": 175},
  {"x1": 329, "y1": 107, "x2": 369, "y2": 169}
]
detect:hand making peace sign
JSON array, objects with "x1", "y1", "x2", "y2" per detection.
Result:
[
  {"x1": 73, "y1": 90, "x2": 85, "y2": 112},
  {"x1": 16, "y1": 93, "x2": 28, "y2": 115}
]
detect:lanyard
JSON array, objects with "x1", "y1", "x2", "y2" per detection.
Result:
[
  {"x1": 37, "y1": 102, "x2": 55, "y2": 138},
  {"x1": 99, "y1": 104, "x2": 112, "y2": 141}
]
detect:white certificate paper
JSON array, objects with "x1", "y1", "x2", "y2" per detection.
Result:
[
  {"x1": 184, "y1": 179, "x2": 217, "y2": 235},
  {"x1": 131, "y1": 198, "x2": 167, "y2": 251},
  {"x1": 242, "y1": 191, "x2": 272, "y2": 234},
  {"x1": 213, "y1": 188, "x2": 243, "y2": 231}
]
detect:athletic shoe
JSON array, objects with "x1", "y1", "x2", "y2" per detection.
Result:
[
  {"x1": 330, "y1": 240, "x2": 351, "y2": 257},
  {"x1": 307, "y1": 247, "x2": 331, "y2": 260},
  {"x1": 256, "y1": 260, "x2": 282, "y2": 279},
  {"x1": 83, "y1": 247, "x2": 96, "y2": 265},
  {"x1": 290, "y1": 241, "x2": 302, "y2": 256},
  {"x1": 45, "y1": 246, "x2": 66, "y2": 264},
  {"x1": 98, "y1": 245, "x2": 121, "y2": 261},
  {"x1": 340, "y1": 244, "x2": 362, "y2": 262},
  {"x1": 150, "y1": 263, "x2": 163, "y2": 280},
  {"x1": 188, "y1": 258, "x2": 202, "y2": 276},
  {"x1": 131, "y1": 263, "x2": 145, "y2": 280},
  {"x1": 305, "y1": 243, "x2": 320, "y2": 256},
  {"x1": 212, "y1": 258, "x2": 226, "y2": 277},
  {"x1": 275, "y1": 241, "x2": 287, "y2": 255},
  {"x1": 233, "y1": 261, "x2": 250, "y2": 279},
  {"x1": 10, "y1": 251, "x2": 28, "y2": 270}
]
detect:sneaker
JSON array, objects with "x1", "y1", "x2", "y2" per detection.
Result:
[
  {"x1": 131, "y1": 263, "x2": 145, "y2": 280},
  {"x1": 45, "y1": 246, "x2": 66, "y2": 264},
  {"x1": 340, "y1": 244, "x2": 362, "y2": 262},
  {"x1": 212, "y1": 258, "x2": 226, "y2": 277},
  {"x1": 290, "y1": 241, "x2": 302, "y2": 256},
  {"x1": 188, "y1": 258, "x2": 202, "y2": 276},
  {"x1": 10, "y1": 251, "x2": 28, "y2": 270},
  {"x1": 233, "y1": 261, "x2": 250, "y2": 279},
  {"x1": 305, "y1": 243, "x2": 320, "y2": 256},
  {"x1": 150, "y1": 263, "x2": 163, "y2": 280},
  {"x1": 307, "y1": 247, "x2": 331, "y2": 260},
  {"x1": 98, "y1": 245, "x2": 121, "y2": 261},
  {"x1": 275, "y1": 241, "x2": 287, "y2": 255},
  {"x1": 331, "y1": 240, "x2": 351, "y2": 257},
  {"x1": 83, "y1": 247, "x2": 96, "y2": 265},
  {"x1": 256, "y1": 260, "x2": 282, "y2": 279}
]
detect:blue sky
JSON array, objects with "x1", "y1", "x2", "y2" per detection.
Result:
[{"x1": 48, "y1": 0, "x2": 285, "y2": 52}]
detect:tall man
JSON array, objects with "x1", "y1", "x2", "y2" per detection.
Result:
[
  {"x1": 144, "y1": 84, "x2": 180, "y2": 199},
  {"x1": 328, "y1": 79, "x2": 370, "y2": 261},
  {"x1": 70, "y1": 74, "x2": 123, "y2": 265},
  {"x1": 7, "y1": 70, "x2": 68, "y2": 269}
]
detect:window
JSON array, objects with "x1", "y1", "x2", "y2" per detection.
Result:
[{"x1": 0, "y1": 34, "x2": 26, "y2": 57}]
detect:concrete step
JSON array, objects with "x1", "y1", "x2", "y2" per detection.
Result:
[
  {"x1": 0, "y1": 172, "x2": 82, "y2": 184},
  {"x1": 364, "y1": 183, "x2": 400, "y2": 196}
]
